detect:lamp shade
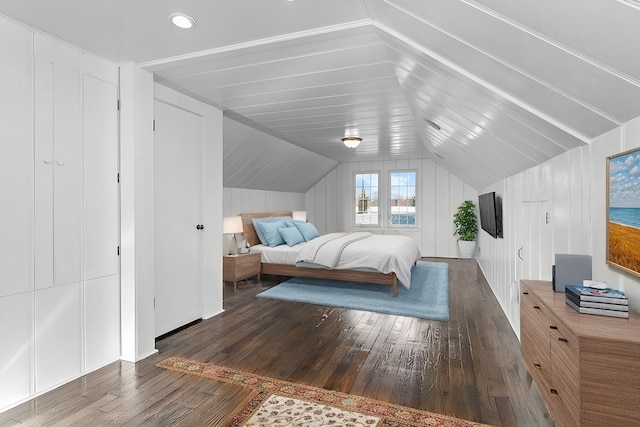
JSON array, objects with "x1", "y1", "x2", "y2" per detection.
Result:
[
  {"x1": 223, "y1": 216, "x2": 243, "y2": 234},
  {"x1": 292, "y1": 211, "x2": 307, "y2": 222}
]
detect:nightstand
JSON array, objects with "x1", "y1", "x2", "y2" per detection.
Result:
[{"x1": 223, "y1": 252, "x2": 261, "y2": 292}]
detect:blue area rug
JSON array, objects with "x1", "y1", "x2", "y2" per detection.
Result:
[{"x1": 257, "y1": 261, "x2": 449, "y2": 321}]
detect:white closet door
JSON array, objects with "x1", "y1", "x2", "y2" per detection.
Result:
[
  {"x1": 0, "y1": 293, "x2": 31, "y2": 408},
  {"x1": 154, "y1": 100, "x2": 203, "y2": 337},
  {"x1": 84, "y1": 74, "x2": 119, "y2": 280},
  {"x1": 53, "y1": 64, "x2": 83, "y2": 286},
  {"x1": 0, "y1": 19, "x2": 32, "y2": 298},
  {"x1": 517, "y1": 201, "x2": 552, "y2": 281},
  {"x1": 85, "y1": 275, "x2": 120, "y2": 371},
  {"x1": 35, "y1": 282, "x2": 82, "y2": 393},
  {"x1": 34, "y1": 53, "x2": 82, "y2": 289},
  {"x1": 34, "y1": 55, "x2": 54, "y2": 290}
]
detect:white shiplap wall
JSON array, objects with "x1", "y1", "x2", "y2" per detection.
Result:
[
  {"x1": 305, "y1": 158, "x2": 477, "y2": 257},
  {"x1": 477, "y1": 146, "x2": 593, "y2": 335},
  {"x1": 222, "y1": 187, "x2": 306, "y2": 251},
  {"x1": 223, "y1": 187, "x2": 306, "y2": 218},
  {"x1": 478, "y1": 115, "x2": 640, "y2": 336}
]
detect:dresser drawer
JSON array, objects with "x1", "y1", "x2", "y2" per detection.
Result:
[
  {"x1": 549, "y1": 326, "x2": 580, "y2": 426},
  {"x1": 521, "y1": 290, "x2": 550, "y2": 384}
]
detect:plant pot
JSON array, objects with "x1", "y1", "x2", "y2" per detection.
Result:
[{"x1": 457, "y1": 240, "x2": 476, "y2": 259}]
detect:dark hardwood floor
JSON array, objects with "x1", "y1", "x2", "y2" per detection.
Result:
[{"x1": 0, "y1": 258, "x2": 553, "y2": 426}]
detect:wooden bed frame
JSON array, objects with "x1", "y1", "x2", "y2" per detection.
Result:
[{"x1": 240, "y1": 212, "x2": 399, "y2": 297}]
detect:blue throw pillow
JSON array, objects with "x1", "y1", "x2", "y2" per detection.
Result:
[
  {"x1": 256, "y1": 220, "x2": 287, "y2": 247},
  {"x1": 252, "y1": 216, "x2": 292, "y2": 245},
  {"x1": 278, "y1": 226, "x2": 305, "y2": 246},
  {"x1": 293, "y1": 221, "x2": 320, "y2": 241}
]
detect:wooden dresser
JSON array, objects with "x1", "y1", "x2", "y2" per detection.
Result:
[{"x1": 520, "y1": 280, "x2": 640, "y2": 427}]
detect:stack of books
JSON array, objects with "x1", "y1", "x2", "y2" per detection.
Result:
[{"x1": 565, "y1": 285, "x2": 629, "y2": 318}]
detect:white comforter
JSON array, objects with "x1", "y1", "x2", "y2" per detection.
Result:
[{"x1": 295, "y1": 232, "x2": 421, "y2": 289}]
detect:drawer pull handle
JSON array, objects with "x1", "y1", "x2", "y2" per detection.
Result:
[
  {"x1": 523, "y1": 291, "x2": 529, "y2": 295},
  {"x1": 533, "y1": 363, "x2": 542, "y2": 370},
  {"x1": 533, "y1": 305, "x2": 541, "y2": 310},
  {"x1": 550, "y1": 326, "x2": 558, "y2": 330},
  {"x1": 558, "y1": 337, "x2": 568, "y2": 343},
  {"x1": 550, "y1": 388, "x2": 559, "y2": 395}
]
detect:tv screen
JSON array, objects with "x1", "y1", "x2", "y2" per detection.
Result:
[{"x1": 479, "y1": 192, "x2": 499, "y2": 238}]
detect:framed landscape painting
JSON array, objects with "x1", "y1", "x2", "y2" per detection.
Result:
[{"x1": 607, "y1": 147, "x2": 640, "y2": 277}]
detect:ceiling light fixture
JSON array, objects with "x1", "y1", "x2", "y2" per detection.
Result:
[
  {"x1": 342, "y1": 137, "x2": 362, "y2": 148},
  {"x1": 169, "y1": 13, "x2": 197, "y2": 29},
  {"x1": 425, "y1": 119, "x2": 442, "y2": 132}
]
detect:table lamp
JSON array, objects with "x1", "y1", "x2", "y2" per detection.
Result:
[
  {"x1": 223, "y1": 216, "x2": 244, "y2": 255},
  {"x1": 292, "y1": 211, "x2": 307, "y2": 222}
]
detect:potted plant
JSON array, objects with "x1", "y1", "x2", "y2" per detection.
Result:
[{"x1": 453, "y1": 200, "x2": 478, "y2": 258}]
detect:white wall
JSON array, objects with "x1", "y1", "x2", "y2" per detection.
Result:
[
  {"x1": 591, "y1": 117, "x2": 640, "y2": 310},
  {"x1": 222, "y1": 187, "x2": 305, "y2": 250},
  {"x1": 305, "y1": 158, "x2": 477, "y2": 257},
  {"x1": 223, "y1": 187, "x2": 306, "y2": 217},
  {"x1": 120, "y1": 63, "x2": 156, "y2": 363},
  {"x1": 478, "y1": 116, "x2": 640, "y2": 335}
]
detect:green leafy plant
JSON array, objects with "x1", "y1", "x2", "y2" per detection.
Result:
[{"x1": 453, "y1": 200, "x2": 478, "y2": 241}]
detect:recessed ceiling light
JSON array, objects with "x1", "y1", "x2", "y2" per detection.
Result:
[{"x1": 169, "y1": 13, "x2": 197, "y2": 29}]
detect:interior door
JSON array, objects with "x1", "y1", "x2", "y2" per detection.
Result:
[
  {"x1": 154, "y1": 100, "x2": 203, "y2": 337},
  {"x1": 35, "y1": 59, "x2": 83, "y2": 290},
  {"x1": 517, "y1": 201, "x2": 552, "y2": 282}
]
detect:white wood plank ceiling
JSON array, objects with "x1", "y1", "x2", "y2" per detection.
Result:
[{"x1": 2, "y1": 0, "x2": 639, "y2": 191}]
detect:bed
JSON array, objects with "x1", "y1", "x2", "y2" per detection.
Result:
[{"x1": 240, "y1": 212, "x2": 421, "y2": 297}]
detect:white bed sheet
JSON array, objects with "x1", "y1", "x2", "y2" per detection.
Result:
[
  {"x1": 251, "y1": 232, "x2": 421, "y2": 289},
  {"x1": 296, "y1": 232, "x2": 421, "y2": 288},
  {"x1": 250, "y1": 243, "x2": 303, "y2": 265}
]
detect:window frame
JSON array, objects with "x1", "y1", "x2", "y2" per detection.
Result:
[
  {"x1": 352, "y1": 170, "x2": 381, "y2": 227},
  {"x1": 388, "y1": 169, "x2": 418, "y2": 228}
]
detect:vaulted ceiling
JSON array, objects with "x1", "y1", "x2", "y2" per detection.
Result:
[{"x1": 2, "y1": 0, "x2": 639, "y2": 191}]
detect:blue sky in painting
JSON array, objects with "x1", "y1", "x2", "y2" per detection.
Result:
[{"x1": 610, "y1": 151, "x2": 640, "y2": 208}]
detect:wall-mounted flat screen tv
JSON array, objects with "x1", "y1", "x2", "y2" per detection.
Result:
[{"x1": 478, "y1": 192, "x2": 503, "y2": 238}]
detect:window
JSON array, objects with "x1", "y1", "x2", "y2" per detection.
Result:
[
  {"x1": 389, "y1": 171, "x2": 416, "y2": 226},
  {"x1": 354, "y1": 172, "x2": 379, "y2": 225}
]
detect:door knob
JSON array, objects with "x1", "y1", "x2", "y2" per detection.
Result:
[{"x1": 196, "y1": 224, "x2": 204, "y2": 230}]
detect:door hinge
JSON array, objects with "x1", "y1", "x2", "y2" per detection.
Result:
[
  {"x1": 153, "y1": 298, "x2": 156, "y2": 309},
  {"x1": 117, "y1": 173, "x2": 120, "y2": 183},
  {"x1": 153, "y1": 119, "x2": 156, "y2": 131},
  {"x1": 117, "y1": 99, "x2": 120, "y2": 111},
  {"x1": 117, "y1": 246, "x2": 120, "y2": 256}
]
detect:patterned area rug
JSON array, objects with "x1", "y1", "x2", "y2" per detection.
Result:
[{"x1": 157, "y1": 357, "x2": 489, "y2": 427}]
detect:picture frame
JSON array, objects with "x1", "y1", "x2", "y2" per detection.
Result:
[{"x1": 607, "y1": 147, "x2": 640, "y2": 277}]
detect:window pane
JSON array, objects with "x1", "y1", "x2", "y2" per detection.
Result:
[
  {"x1": 390, "y1": 171, "x2": 416, "y2": 226},
  {"x1": 355, "y1": 172, "x2": 379, "y2": 225}
]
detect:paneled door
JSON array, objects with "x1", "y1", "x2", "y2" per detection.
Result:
[
  {"x1": 516, "y1": 201, "x2": 553, "y2": 282},
  {"x1": 34, "y1": 57, "x2": 83, "y2": 290},
  {"x1": 154, "y1": 100, "x2": 204, "y2": 337}
]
